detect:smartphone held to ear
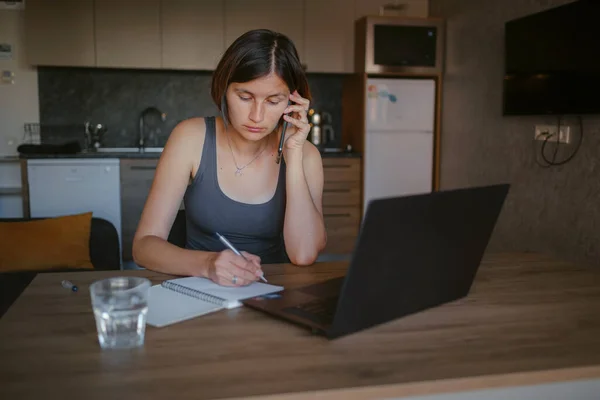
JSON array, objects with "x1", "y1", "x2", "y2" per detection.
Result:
[
  {"x1": 276, "y1": 121, "x2": 288, "y2": 164},
  {"x1": 276, "y1": 100, "x2": 292, "y2": 165}
]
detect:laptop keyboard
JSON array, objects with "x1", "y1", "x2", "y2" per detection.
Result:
[
  {"x1": 282, "y1": 296, "x2": 339, "y2": 326},
  {"x1": 298, "y1": 276, "x2": 344, "y2": 297}
]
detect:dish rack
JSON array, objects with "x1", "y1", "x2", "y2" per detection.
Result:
[{"x1": 23, "y1": 123, "x2": 41, "y2": 145}]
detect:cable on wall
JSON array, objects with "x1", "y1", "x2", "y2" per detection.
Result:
[{"x1": 535, "y1": 115, "x2": 584, "y2": 167}]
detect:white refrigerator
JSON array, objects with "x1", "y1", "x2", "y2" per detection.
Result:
[{"x1": 363, "y1": 77, "x2": 436, "y2": 213}]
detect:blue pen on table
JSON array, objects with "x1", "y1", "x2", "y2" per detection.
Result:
[
  {"x1": 215, "y1": 232, "x2": 268, "y2": 283},
  {"x1": 61, "y1": 280, "x2": 78, "y2": 292}
]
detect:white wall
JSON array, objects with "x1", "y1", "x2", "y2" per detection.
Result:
[
  {"x1": 0, "y1": 8, "x2": 37, "y2": 217},
  {"x1": 0, "y1": 8, "x2": 39, "y2": 156}
]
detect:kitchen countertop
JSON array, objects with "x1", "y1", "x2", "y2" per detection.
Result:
[
  {"x1": 17, "y1": 149, "x2": 361, "y2": 160},
  {"x1": 18, "y1": 151, "x2": 163, "y2": 159}
]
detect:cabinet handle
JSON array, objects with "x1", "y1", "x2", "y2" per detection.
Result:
[
  {"x1": 323, "y1": 164, "x2": 352, "y2": 169},
  {"x1": 324, "y1": 213, "x2": 352, "y2": 218},
  {"x1": 324, "y1": 189, "x2": 351, "y2": 193},
  {"x1": 130, "y1": 166, "x2": 157, "y2": 170}
]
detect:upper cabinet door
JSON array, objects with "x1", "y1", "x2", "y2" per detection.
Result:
[
  {"x1": 355, "y1": 0, "x2": 429, "y2": 19},
  {"x1": 24, "y1": 0, "x2": 95, "y2": 67},
  {"x1": 95, "y1": 0, "x2": 161, "y2": 69},
  {"x1": 304, "y1": 0, "x2": 355, "y2": 73},
  {"x1": 225, "y1": 0, "x2": 305, "y2": 62},
  {"x1": 161, "y1": 0, "x2": 225, "y2": 70}
]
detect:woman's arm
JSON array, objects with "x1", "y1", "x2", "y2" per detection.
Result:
[
  {"x1": 132, "y1": 119, "x2": 212, "y2": 276},
  {"x1": 283, "y1": 142, "x2": 327, "y2": 265},
  {"x1": 132, "y1": 118, "x2": 261, "y2": 284},
  {"x1": 279, "y1": 91, "x2": 327, "y2": 265}
]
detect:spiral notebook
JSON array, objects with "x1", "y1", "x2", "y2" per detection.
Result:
[{"x1": 146, "y1": 276, "x2": 284, "y2": 328}]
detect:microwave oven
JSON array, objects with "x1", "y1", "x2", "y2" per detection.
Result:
[{"x1": 355, "y1": 16, "x2": 445, "y2": 76}]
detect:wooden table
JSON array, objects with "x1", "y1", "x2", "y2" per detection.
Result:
[{"x1": 1, "y1": 253, "x2": 600, "y2": 400}]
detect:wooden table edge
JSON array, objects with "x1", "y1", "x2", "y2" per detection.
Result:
[{"x1": 229, "y1": 365, "x2": 600, "y2": 400}]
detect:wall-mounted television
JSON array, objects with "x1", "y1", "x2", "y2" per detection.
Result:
[{"x1": 503, "y1": 0, "x2": 600, "y2": 116}]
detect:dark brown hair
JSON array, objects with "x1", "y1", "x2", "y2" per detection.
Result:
[{"x1": 211, "y1": 29, "x2": 311, "y2": 127}]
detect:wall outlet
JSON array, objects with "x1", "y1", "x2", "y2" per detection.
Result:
[{"x1": 534, "y1": 124, "x2": 571, "y2": 144}]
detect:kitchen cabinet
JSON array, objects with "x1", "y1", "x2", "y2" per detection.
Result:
[
  {"x1": 120, "y1": 158, "x2": 185, "y2": 261},
  {"x1": 24, "y1": 0, "x2": 431, "y2": 73},
  {"x1": 0, "y1": 160, "x2": 23, "y2": 218},
  {"x1": 304, "y1": 0, "x2": 355, "y2": 73},
  {"x1": 225, "y1": 0, "x2": 305, "y2": 62},
  {"x1": 161, "y1": 0, "x2": 225, "y2": 71},
  {"x1": 94, "y1": 0, "x2": 161, "y2": 69},
  {"x1": 120, "y1": 159, "x2": 158, "y2": 261},
  {"x1": 24, "y1": 0, "x2": 95, "y2": 67},
  {"x1": 355, "y1": 0, "x2": 429, "y2": 18},
  {"x1": 321, "y1": 158, "x2": 362, "y2": 255}
]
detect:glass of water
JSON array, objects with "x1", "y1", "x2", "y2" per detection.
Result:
[{"x1": 90, "y1": 276, "x2": 151, "y2": 349}]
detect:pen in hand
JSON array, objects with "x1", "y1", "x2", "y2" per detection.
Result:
[{"x1": 215, "y1": 232, "x2": 268, "y2": 283}]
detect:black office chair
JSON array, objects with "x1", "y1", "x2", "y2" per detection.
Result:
[{"x1": 168, "y1": 209, "x2": 187, "y2": 248}]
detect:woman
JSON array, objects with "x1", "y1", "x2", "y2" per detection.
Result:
[{"x1": 132, "y1": 29, "x2": 327, "y2": 287}]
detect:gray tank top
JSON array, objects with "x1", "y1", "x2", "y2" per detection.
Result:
[{"x1": 183, "y1": 116, "x2": 289, "y2": 264}]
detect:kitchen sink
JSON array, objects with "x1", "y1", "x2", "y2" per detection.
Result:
[{"x1": 96, "y1": 147, "x2": 164, "y2": 153}]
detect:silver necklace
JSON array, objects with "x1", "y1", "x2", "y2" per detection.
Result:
[{"x1": 226, "y1": 133, "x2": 269, "y2": 177}]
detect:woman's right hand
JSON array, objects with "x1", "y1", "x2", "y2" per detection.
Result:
[{"x1": 207, "y1": 250, "x2": 263, "y2": 287}]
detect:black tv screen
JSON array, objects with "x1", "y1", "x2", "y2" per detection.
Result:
[{"x1": 503, "y1": 0, "x2": 600, "y2": 115}]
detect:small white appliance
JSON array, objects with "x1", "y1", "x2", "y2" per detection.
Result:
[{"x1": 363, "y1": 77, "x2": 436, "y2": 213}]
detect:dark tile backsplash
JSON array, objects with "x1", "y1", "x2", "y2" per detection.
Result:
[{"x1": 38, "y1": 67, "x2": 346, "y2": 149}]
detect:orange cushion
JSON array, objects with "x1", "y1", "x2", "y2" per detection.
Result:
[{"x1": 0, "y1": 212, "x2": 94, "y2": 272}]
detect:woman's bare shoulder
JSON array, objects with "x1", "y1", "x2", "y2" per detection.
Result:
[
  {"x1": 157, "y1": 117, "x2": 212, "y2": 178},
  {"x1": 168, "y1": 117, "x2": 207, "y2": 143},
  {"x1": 163, "y1": 117, "x2": 208, "y2": 155}
]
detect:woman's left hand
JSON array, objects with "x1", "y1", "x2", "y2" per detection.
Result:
[{"x1": 282, "y1": 90, "x2": 311, "y2": 154}]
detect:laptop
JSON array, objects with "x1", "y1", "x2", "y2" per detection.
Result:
[{"x1": 243, "y1": 183, "x2": 510, "y2": 339}]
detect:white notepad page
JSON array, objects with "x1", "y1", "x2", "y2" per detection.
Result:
[
  {"x1": 167, "y1": 276, "x2": 284, "y2": 303},
  {"x1": 146, "y1": 277, "x2": 284, "y2": 328},
  {"x1": 146, "y1": 285, "x2": 224, "y2": 327}
]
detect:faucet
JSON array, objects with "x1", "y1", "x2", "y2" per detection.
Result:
[{"x1": 138, "y1": 106, "x2": 167, "y2": 152}]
